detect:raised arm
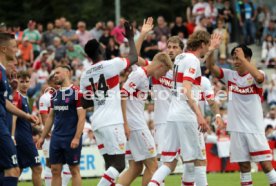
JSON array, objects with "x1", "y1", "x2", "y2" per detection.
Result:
[{"x1": 123, "y1": 21, "x2": 138, "y2": 65}]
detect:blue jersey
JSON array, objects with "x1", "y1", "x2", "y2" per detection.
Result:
[
  {"x1": 0, "y1": 64, "x2": 8, "y2": 119},
  {"x1": 6, "y1": 83, "x2": 13, "y2": 133},
  {"x1": 13, "y1": 91, "x2": 33, "y2": 144},
  {"x1": 51, "y1": 85, "x2": 82, "y2": 137}
]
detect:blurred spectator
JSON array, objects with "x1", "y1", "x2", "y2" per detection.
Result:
[
  {"x1": 216, "y1": 57, "x2": 232, "y2": 69},
  {"x1": 37, "y1": 63, "x2": 49, "y2": 85},
  {"x1": 76, "y1": 21, "x2": 93, "y2": 47},
  {"x1": 177, "y1": 32, "x2": 188, "y2": 50},
  {"x1": 90, "y1": 22, "x2": 103, "y2": 41},
  {"x1": 53, "y1": 37, "x2": 66, "y2": 61},
  {"x1": 33, "y1": 50, "x2": 49, "y2": 71},
  {"x1": 62, "y1": 21, "x2": 78, "y2": 44},
  {"x1": 105, "y1": 37, "x2": 120, "y2": 60},
  {"x1": 66, "y1": 42, "x2": 86, "y2": 62},
  {"x1": 42, "y1": 22, "x2": 57, "y2": 48},
  {"x1": 262, "y1": 34, "x2": 275, "y2": 62},
  {"x1": 16, "y1": 56, "x2": 27, "y2": 71},
  {"x1": 205, "y1": 0, "x2": 218, "y2": 27},
  {"x1": 186, "y1": 0, "x2": 198, "y2": 24},
  {"x1": 53, "y1": 18, "x2": 65, "y2": 37},
  {"x1": 141, "y1": 32, "x2": 159, "y2": 60},
  {"x1": 37, "y1": 23, "x2": 43, "y2": 34},
  {"x1": 219, "y1": 0, "x2": 234, "y2": 41},
  {"x1": 265, "y1": 125, "x2": 276, "y2": 140},
  {"x1": 111, "y1": 18, "x2": 125, "y2": 44},
  {"x1": 13, "y1": 24, "x2": 23, "y2": 42},
  {"x1": 264, "y1": 106, "x2": 276, "y2": 129},
  {"x1": 268, "y1": 80, "x2": 276, "y2": 107},
  {"x1": 194, "y1": 16, "x2": 208, "y2": 32},
  {"x1": 119, "y1": 38, "x2": 130, "y2": 58},
  {"x1": 213, "y1": 19, "x2": 229, "y2": 59},
  {"x1": 23, "y1": 20, "x2": 41, "y2": 58},
  {"x1": 215, "y1": 0, "x2": 224, "y2": 13},
  {"x1": 0, "y1": 22, "x2": 7, "y2": 32},
  {"x1": 262, "y1": 20, "x2": 276, "y2": 41},
  {"x1": 107, "y1": 20, "x2": 115, "y2": 34},
  {"x1": 59, "y1": 17, "x2": 67, "y2": 29},
  {"x1": 192, "y1": 0, "x2": 209, "y2": 25},
  {"x1": 131, "y1": 20, "x2": 141, "y2": 42},
  {"x1": 171, "y1": 16, "x2": 189, "y2": 38},
  {"x1": 236, "y1": 0, "x2": 257, "y2": 45},
  {"x1": 157, "y1": 35, "x2": 167, "y2": 52},
  {"x1": 18, "y1": 37, "x2": 34, "y2": 65},
  {"x1": 99, "y1": 28, "x2": 111, "y2": 48},
  {"x1": 154, "y1": 16, "x2": 170, "y2": 40}
]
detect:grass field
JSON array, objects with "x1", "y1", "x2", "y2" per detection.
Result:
[{"x1": 18, "y1": 172, "x2": 268, "y2": 185}]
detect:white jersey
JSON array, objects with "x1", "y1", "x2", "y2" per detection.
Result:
[
  {"x1": 80, "y1": 57, "x2": 130, "y2": 131},
  {"x1": 122, "y1": 67, "x2": 149, "y2": 131},
  {"x1": 218, "y1": 68, "x2": 265, "y2": 134},
  {"x1": 199, "y1": 76, "x2": 214, "y2": 114},
  {"x1": 152, "y1": 70, "x2": 173, "y2": 125},
  {"x1": 39, "y1": 91, "x2": 52, "y2": 114},
  {"x1": 167, "y1": 52, "x2": 202, "y2": 123}
]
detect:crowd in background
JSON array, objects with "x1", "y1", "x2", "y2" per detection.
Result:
[{"x1": 0, "y1": 0, "x2": 276, "y2": 163}]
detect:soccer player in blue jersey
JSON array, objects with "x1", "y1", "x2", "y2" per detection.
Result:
[
  {"x1": 12, "y1": 71, "x2": 42, "y2": 186},
  {"x1": 0, "y1": 32, "x2": 39, "y2": 186},
  {"x1": 37, "y1": 65, "x2": 86, "y2": 186}
]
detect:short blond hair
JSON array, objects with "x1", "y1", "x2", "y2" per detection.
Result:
[
  {"x1": 153, "y1": 52, "x2": 173, "y2": 69},
  {"x1": 186, "y1": 30, "x2": 211, "y2": 51}
]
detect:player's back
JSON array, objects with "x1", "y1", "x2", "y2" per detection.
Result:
[{"x1": 80, "y1": 57, "x2": 130, "y2": 131}]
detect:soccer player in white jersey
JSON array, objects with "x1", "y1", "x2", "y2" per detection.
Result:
[
  {"x1": 149, "y1": 30, "x2": 219, "y2": 186},
  {"x1": 181, "y1": 75, "x2": 224, "y2": 186},
  {"x1": 80, "y1": 21, "x2": 138, "y2": 186},
  {"x1": 207, "y1": 44, "x2": 276, "y2": 186},
  {"x1": 117, "y1": 52, "x2": 173, "y2": 186},
  {"x1": 39, "y1": 74, "x2": 72, "y2": 186}
]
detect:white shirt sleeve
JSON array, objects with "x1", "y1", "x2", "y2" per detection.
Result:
[
  {"x1": 110, "y1": 57, "x2": 131, "y2": 73},
  {"x1": 39, "y1": 94, "x2": 50, "y2": 114},
  {"x1": 182, "y1": 60, "x2": 199, "y2": 82},
  {"x1": 218, "y1": 68, "x2": 232, "y2": 84}
]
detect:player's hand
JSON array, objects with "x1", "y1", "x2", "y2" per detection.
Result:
[
  {"x1": 123, "y1": 21, "x2": 134, "y2": 39},
  {"x1": 36, "y1": 137, "x2": 45, "y2": 149},
  {"x1": 209, "y1": 33, "x2": 222, "y2": 51},
  {"x1": 11, "y1": 136, "x2": 16, "y2": 145},
  {"x1": 215, "y1": 116, "x2": 226, "y2": 130},
  {"x1": 26, "y1": 114, "x2": 39, "y2": 125},
  {"x1": 197, "y1": 115, "x2": 209, "y2": 133},
  {"x1": 70, "y1": 137, "x2": 80, "y2": 149},
  {"x1": 124, "y1": 123, "x2": 130, "y2": 140},
  {"x1": 234, "y1": 48, "x2": 246, "y2": 61},
  {"x1": 141, "y1": 17, "x2": 154, "y2": 34}
]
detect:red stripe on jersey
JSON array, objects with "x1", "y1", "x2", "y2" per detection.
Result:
[
  {"x1": 241, "y1": 181, "x2": 253, "y2": 185},
  {"x1": 39, "y1": 110, "x2": 48, "y2": 114},
  {"x1": 196, "y1": 7, "x2": 205, "y2": 12},
  {"x1": 152, "y1": 77, "x2": 173, "y2": 88},
  {"x1": 182, "y1": 182, "x2": 194, "y2": 186},
  {"x1": 228, "y1": 81, "x2": 263, "y2": 97},
  {"x1": 218, "y1": 68, "x2": 224, "y2": 79},
  {"x1": 85, "y1": 75, "x2": 120, "y2": 91},
  {"x1": 102, "y1": 174, "x2": 115, "y2": 184},
  {"x1": 200, "y1": 92, "x2": 214, "y2": 101},
  {"x1": 125, "y1": 150, "x2": 131, "y2": 155},
  {"x1": 161, "y1": 151, "x2": 177, "y2": 156},
  {"x1": 176, "y1": 72, "x2": 184, "y2": 83},
  {"x1": 150, "y1": 180, "x2": 160, "y2": 186},
  {"x1": 121, "y1": 88, "x2": 130, "y2": 97},
  {"x1": 183, "y1": 76, "x2": 195, "y2": 83},
  {"x1": 98, "y1": 144, "x2": 104, "y2": 150},
  {"x1": 145, "y1": 60, "x2": 149, "y2": 66},
  {"x1": 250, "y1": 150, "x2": 271, "y2": 156},
  {"x1": 194, "y1": 76, "x2": 201, "y2": 85},
  {"x1": 125, "y1": 58, "x2": 131, "y2": 68},
  {"x1": 13, "y1": 91, "x2": 22, "y2": 109}
]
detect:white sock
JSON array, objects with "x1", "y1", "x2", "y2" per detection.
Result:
[
  {"x1": 182, "y1": 163, "x2": 195, "y2": 186},
  {"x1": 62, "y1": 164, "x2": 72, "y2": 186},
  {"x1": 97, "y1": 166, "x2": 119, "y2": 186},
  {"x1": 240, "y1": 172, "x2": 252, "y2": 186},
  {"x1": 158, "y1": 161, "x2": 165, "y2": 186},
  {"x1": 266, "y1": 169, "x2": 276, "y2": 185},
  {"x1": 194, "y1": 166, "x2": 207, "y2": 186},
  {"x1": 148, "y1": 165, "x2": 171, "y2": 186},
  {"x1": 44, "y1": 167, "x2": 52, "y2": 186}
]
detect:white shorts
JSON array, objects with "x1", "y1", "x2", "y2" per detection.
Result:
[
  {"x1": 161, "y1": 121, "x2": 206, "y2": 163},
  {"x1": 126, "y1": 129, "x2": 157, "y2": 162},
  {"x1": 42, "y1": 138, "x2": 51, "y2": 158},
  {"x1": 153, "y1": 123, "x2": 166, "y2": 156},
  {"x1": 94, "y1": 124, "x2": 126, "y2": 155},
  {"x1": 230, "y1": 132, "x2": 272, "y2": 163}
]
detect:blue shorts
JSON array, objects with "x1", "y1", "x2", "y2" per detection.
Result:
[
  {"x1": 50, "y1": 135, "x2": 82, "y2": 165},
  {"x1": 16, "y1": 141, "x2": 41, "y2": 169},
  {"x1": 0, "y1": 120, "x2": 18, "y2": 170}
]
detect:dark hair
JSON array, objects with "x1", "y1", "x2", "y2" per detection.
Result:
[
  {"x1": 230, "y1": 44, "x2": 252, "y2": 59},
  {"x1": 17, "y1": 71, "x2": 31, "y2": 79},
  {"x1": 265, "y1": 125, "x2": 273, "y2": 132},
  {"x1": 167, "y1": 36, "x2": 185, "y2": 50},
  {"x1": 0, "y1": 32, "x2": 14, "y2": 45},
  {"x1": 84, "y1": 39, "x2": 101, "y2": 61}
]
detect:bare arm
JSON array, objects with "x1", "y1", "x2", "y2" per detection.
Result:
[
  {"x1": 11, "y1": 115, "x2": 17, "y2": 138},
  {"x1": 73, "y1": 108, "x2": 86, "y2": 140},
  {"x1": 40, "y1": 109, "x2": 54, "y2": 139},
  {"x1": 40, "y1": 113, "x2": 48, "y2": 126},
  {"x1": 121, "y1": 97, "x2": 130, "y2": 140},
  {"x1": 6, "y1": 100, "x2": 30, "y2": 120}
]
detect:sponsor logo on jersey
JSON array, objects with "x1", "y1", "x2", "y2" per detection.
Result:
[
  {"x1": 189, "y1": 68, "x2": 196, "y2": 74},
  {"x1": 229, "y1": 83, "x2": 259, "y2": 95},
  {"x1": 119, "y1": 143, "x2": 125, "y2": 151},
  {"x1": 148, "y1": 147, "x2": 155, "y2": 155},
  {"x1": 54, "y1": 105, "x2": 69, "y2": 111},
  {"x1": 159, "y1": 77, "x2": 173, "y2": 88}
]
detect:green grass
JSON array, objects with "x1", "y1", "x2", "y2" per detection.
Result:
[{"x1": 18, "y1": 172, "x2": 268, "y2": 186}]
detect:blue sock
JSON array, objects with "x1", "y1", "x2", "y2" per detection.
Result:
[
  {"x1": 3, "y1": 177, "x2": 18, "y2": 186},
  {"x1": 0, "y1": 171, "x2": 3, "y2": 186}
]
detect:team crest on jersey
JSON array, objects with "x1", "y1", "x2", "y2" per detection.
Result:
[
  {"x1": 202, "y1": 149, "x2": 206, "y2": 157},
  {"x1": 129, "y1": 82, "x2": 136, "y2": 89},
  {"x1": 189, "y1": 68, "x2": 196, "y2": 74},
  {"x1": 40, "y1": 102, "x2": 44, "y2": 107},
  {"x1": 119, "y1": 143, "x2": 125, "y2": 151},
  {"x1": 148, "y1": 147, "x2": 155, "y2": 155},
  {"x1": 247, "y1": 77, "x2": 254, "y2": 84},
  {"x1": 65, "y1": 98, "x2": 70, "y2": 103}
]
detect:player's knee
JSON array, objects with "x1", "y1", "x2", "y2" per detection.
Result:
[
  {"x1": 32, "y1": 166, "x2": 42, "y2": 175},
  {"x1": 51, "y1": 166, "x2": 62, "y2": 177},
  {"x1": 69, "y1": 166, "x2": 80, "y2": 177},
  {"x1": 238, "y1": 162, "x2": 251, "y2": 172},
  {"x1": 145, "y1": 159, "x2": 158, "y2": 173},
  {"x1": 260, "y1": 161, "x2": 273, "y2": 173}
]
